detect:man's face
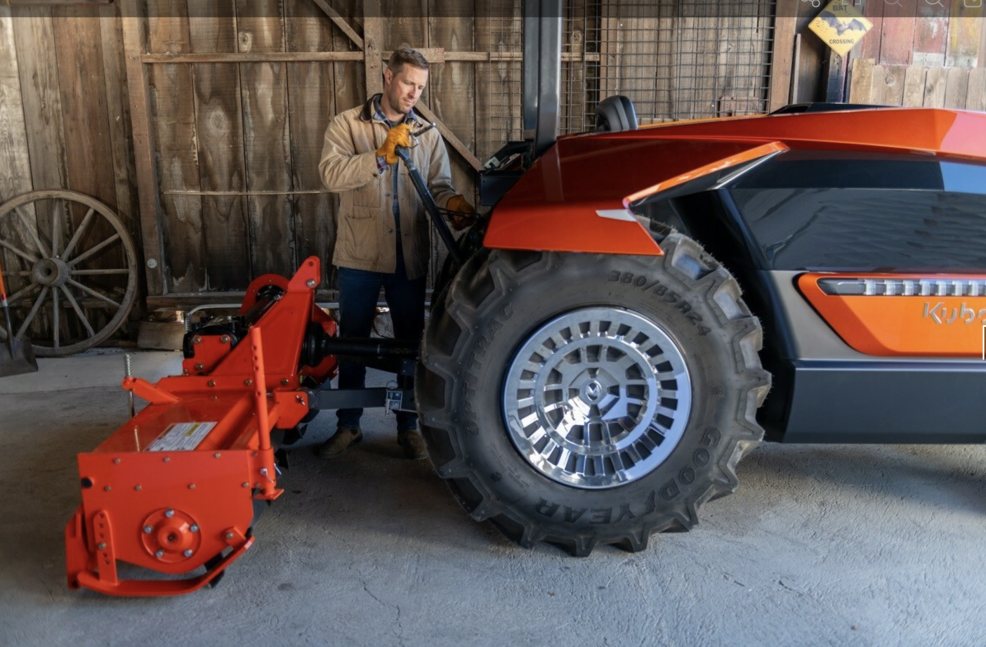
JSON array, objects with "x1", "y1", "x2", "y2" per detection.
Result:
[{"x1": 383, "y1": 64, "x2": 428, "y2": 116}]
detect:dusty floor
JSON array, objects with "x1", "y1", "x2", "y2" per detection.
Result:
[{"x1": 1, "y1": 349, "x2": 985, "y2": 646}]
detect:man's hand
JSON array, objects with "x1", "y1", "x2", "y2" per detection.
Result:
[
  {"x1": 376, "y1": 123, "x2": 413, "y2": 166},
  {"x1": 446, "y1": 194, "x2": 477, "y2": 231}
]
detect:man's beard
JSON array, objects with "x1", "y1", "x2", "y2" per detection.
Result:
[{"x1": 388, "y1": 94, "x2": 409, "y2": 115}]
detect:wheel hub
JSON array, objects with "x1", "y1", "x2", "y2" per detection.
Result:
[
  {"x1": 502, "y1": 307, "x2": 692, "y2": 489},
  {"x1": 32, "y1": 258, "x2": 70, "y2": 287}
]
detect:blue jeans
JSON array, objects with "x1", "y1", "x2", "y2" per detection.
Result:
[{"x1": 335, "y1": 256, "x2": 425, "y2": 433}]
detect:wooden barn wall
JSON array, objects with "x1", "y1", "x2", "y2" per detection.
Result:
[
  {"x1": 0, "y1": 3, "x2": 138, "y2": 295},
  {"x1": 1, "y1": 0, "x2": 779, "y2": 310},
  {"x1": 847, "y1": 1, "x2": 986, "y2": 108}
]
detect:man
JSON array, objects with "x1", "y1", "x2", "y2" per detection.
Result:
[{"x1": 316, "y1": 45, "x2": 474, "y2": 460}]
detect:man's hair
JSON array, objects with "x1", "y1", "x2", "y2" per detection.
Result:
[{"x1": 387, "y1": 44, "x2": 429, "y2": 75}]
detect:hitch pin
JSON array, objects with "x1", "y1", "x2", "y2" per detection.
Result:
[
  {"x1": 125, "y1": 354, "x2": 135, "y2": 418},
  {"x1": 259, "y1": 467, "x2": 279, "y2": 483}
]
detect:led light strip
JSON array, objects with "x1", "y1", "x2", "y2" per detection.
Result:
[{"x1": 818, "y1": 278, "x2": 986, "y2": 297}]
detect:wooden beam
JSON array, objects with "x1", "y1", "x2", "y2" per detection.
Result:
[
  {"x1": 144, "y1": 51, "x2": 364, "y2": 63},
  {"x1": 6, "y1": 0, "x2": 112, "y2": 5},
  {"x1": 141, "y1": 50, "x2": 590, "y2": 65},
  {"x1": 415, "y1": 102, "x2": 482, "y2": 172},
  {"x1": 119, "y1": 0, "x2": 165, "y2": 295},
  {"x1": 363, "y1": 0, "x2": 383, "y2": 99},
  {"x1": 310, "y1": 0, "x2": 364, "y2": 50},
  {"x1": 769, "y1": 0, "x2": 799, "y2": 110}
]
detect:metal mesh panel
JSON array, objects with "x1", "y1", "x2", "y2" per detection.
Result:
[{"x1": 484, "y1": 0, "x2": 776, "y2": 151}]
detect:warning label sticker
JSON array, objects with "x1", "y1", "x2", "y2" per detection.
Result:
[{"x1": 147, "y1": 422, "x2": 217, "y2": 452}]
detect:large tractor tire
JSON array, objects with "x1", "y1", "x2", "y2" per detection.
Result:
[{"x1": 416, "y1": 233, "x2": 770, "y2": 556}]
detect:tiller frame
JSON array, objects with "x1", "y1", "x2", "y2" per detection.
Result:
[{"x1": 65, "y1": 257, "x2": 416, "y2": 596}]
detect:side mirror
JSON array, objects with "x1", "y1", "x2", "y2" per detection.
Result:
[{"x1": 594, "y1": 96, "x2": 639, "y2": 133}]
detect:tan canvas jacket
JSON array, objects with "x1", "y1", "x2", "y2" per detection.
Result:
[{"x1": 318, "y1": 95, "x2": 457, "y2": 280}]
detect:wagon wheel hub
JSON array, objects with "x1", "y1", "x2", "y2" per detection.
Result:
[{"x1": 32, "y1": 257, "x2": 70, "y2": 288}]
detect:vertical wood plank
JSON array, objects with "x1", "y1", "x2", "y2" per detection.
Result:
[
  {"x1": 11, "y1": 7, "x2": 67, "y2": 195},
  {"x1": 190, "y1": 0, "x2": 248, "y2": 291},
  {"x1": 236, "y1": 0, "x2": 293, "y2": 278},
  {"x1": 859, "y1": 0, "x2": 885, "y2": 62},
  {"x1": 923, "y1": 65, "x2": 948, "y2": 106},
  {"x1": 912, "y1": 0, "x2": 949, "y2": 67},
  {"x1": 147, "y1": 0, "x2": 204, "y2": 293},
  {"x1": 10, "y1": 6, "x2": 65, "y2": 275},
  {"x1": 120, "y1": 0, "x2": 165, "y2": 295},
  {"x1": 364, "y1": 0, "x2": 383, "y2": 98},
  {"x1": 0, "y1": 5, "x2": 36, "y2": 284},
  {"x1": 286, "y1": 0, "x2": 335, "y2": 288},
  {"x1": 879, "y1": 0, "x2": 917, "y2": 66},
  {"x1": 902, "y1": 65, "x2": 927, "y2": 107},
  {"x1": 53, "y1": 3, "x2": 125, "y2": 292},
  {"x1": 966, "y1": 67, "x2": 986, "y2": 111},
  {"x1": 848, "y1": 57, "x2": 875, "y2": 104},
  {"x1": 874, "y1": 64, "x2": 906, "y2": 105},
  {"x1": 99, "y1": 4, "x2": 139, "y2": 230},
  {"x1": 52, "y1": 7, "x2": 117, "y2": 208},
  {"x1": 769, "y1": 0, "x2": 797, "y2": 109},
  {"x1": 944, "y1": 66, "x2": 970, "y2": 108},
  {"x1": 946, "y1": 1, "x2": 983, "y2": 68}
]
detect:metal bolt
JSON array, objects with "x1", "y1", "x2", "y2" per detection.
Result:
[
  {"x1": 220, "y1": 335, "x2": 231, "y2": 344},
  {"x1": 244, "y1": 379, "x2": 253, "y2": 386},
  {"x1": 306, "y1": 279, "x2": 316, "y2": 288},
  {"x1": 281, "y1": 378, "x2": 290, "y2": 386},
  {"x1": 163, "y1": 456, "x2": 170, "y2": 463},
  {"x1": 188, "y1": 483, "x2": 195, "y2": 490},
  {"x1": 207, "y1": 380, "x2": 216, "y2": 388},
  {"x1": 113, "y1": 458, "x2": 121, "y2": 464},
  {"x1": 214, "y1": 453, "x2": 221, "y2": 459},
  {"x1": 104, "y1": 486, "x2": 112, "y2": 492},
  {"x1": 190, "y1": 525, "x2": 199, "y2": 533},
  {"x1": 155, "y1": 550, "x2": 165, "y2": 559},
  {"x1": 143, "y1": 526, "x2": 153, "y2": 534},
  {"x1": 97, "y1": 542, "x2": 107, "y2": 550},
  {"x1": 192, "y1": 336, "x2": 202, "y2": 344},
  {"x1": 242, "y1": 482, "x2": 250, "y2": 488},
  {"x1": 165, "y1": 509, "x2": 175, "y2": 518},
  {"x1": 194, "y1": 363, "x2": 205, "y2": 371},
  {"x1": 225, "y1": 532, "x2": 234, "y2": 540},
  {"x1": 134, "y1": 485, "x2": 142, "y2": 491},
  {"x1": 183, "y1": 549, "x2": 193, "y2": 558}
]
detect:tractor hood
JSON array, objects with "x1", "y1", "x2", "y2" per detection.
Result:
[{"x1": 483, "y1": 107, "x2": 986, "y2": 255}]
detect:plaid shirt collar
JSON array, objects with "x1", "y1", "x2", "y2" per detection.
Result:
[{"x1": 370, "y1": 94, "x2": 420, "y2": 128}]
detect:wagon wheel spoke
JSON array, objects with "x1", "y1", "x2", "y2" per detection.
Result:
[
  {"x1": 13, "y1": 206, "x2": 50, "y2": 259},
  {"x1": 16, "y1": 286, "x2": 50, "y2": 340},
  {"x1": 6, "y1": 282, "x2": 39, "y2": 306},
  {"x1": 52, "y1": 283, "x2": 60, "y2": 349},
  {"x1": 68, "y1": 233, "x2": 121, "y2": 267},
  {"x1": 60, "y1": 208, "x2": 94, "y2": 261},
  {"x1": 0, "y1": 238, "x2": 38, "y2": 265},
  {"x1": 0, "y1": 190, "x2": 138, "y2": 356},
  {"x1": 60, "y1": 285, "x2": 96, "y2": 338},
  {"x1": 66, "y1": 278, "x2": 121, "y2": 308},
  {"x1": 70, "y1": 269, "x2": 131, "y2": 276}
]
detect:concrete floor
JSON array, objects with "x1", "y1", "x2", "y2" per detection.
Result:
[{"x1": 2, "y1": 349, "x2": 985, "y2": 646}]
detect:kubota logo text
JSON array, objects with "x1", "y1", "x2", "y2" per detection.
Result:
[{"x1": 923, "y1": 302, "x2": 986, "y2": 325}]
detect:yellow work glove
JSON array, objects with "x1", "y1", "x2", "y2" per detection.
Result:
[
  {"x1": 376, "y1": 123, "x2": 413, "y2": 166},
  {"x1": 446, "y1": 194, "x2": 477, "y2": 231}
]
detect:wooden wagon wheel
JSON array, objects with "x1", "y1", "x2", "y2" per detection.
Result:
[{"x1": 0, "y1": 190, "x2": 138, "y2": 357}]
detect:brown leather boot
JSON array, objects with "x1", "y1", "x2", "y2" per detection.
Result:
[
  {"x1": 314, "y1": 426, "x2": 363, "y2": 459},
  {"x1": 397, "y1": 429, "x2": 428, "y2": 460}
]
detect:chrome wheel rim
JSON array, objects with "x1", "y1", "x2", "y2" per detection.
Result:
[{"x1": 502, "y1": 307, "x2": 692, "y2": 489}]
